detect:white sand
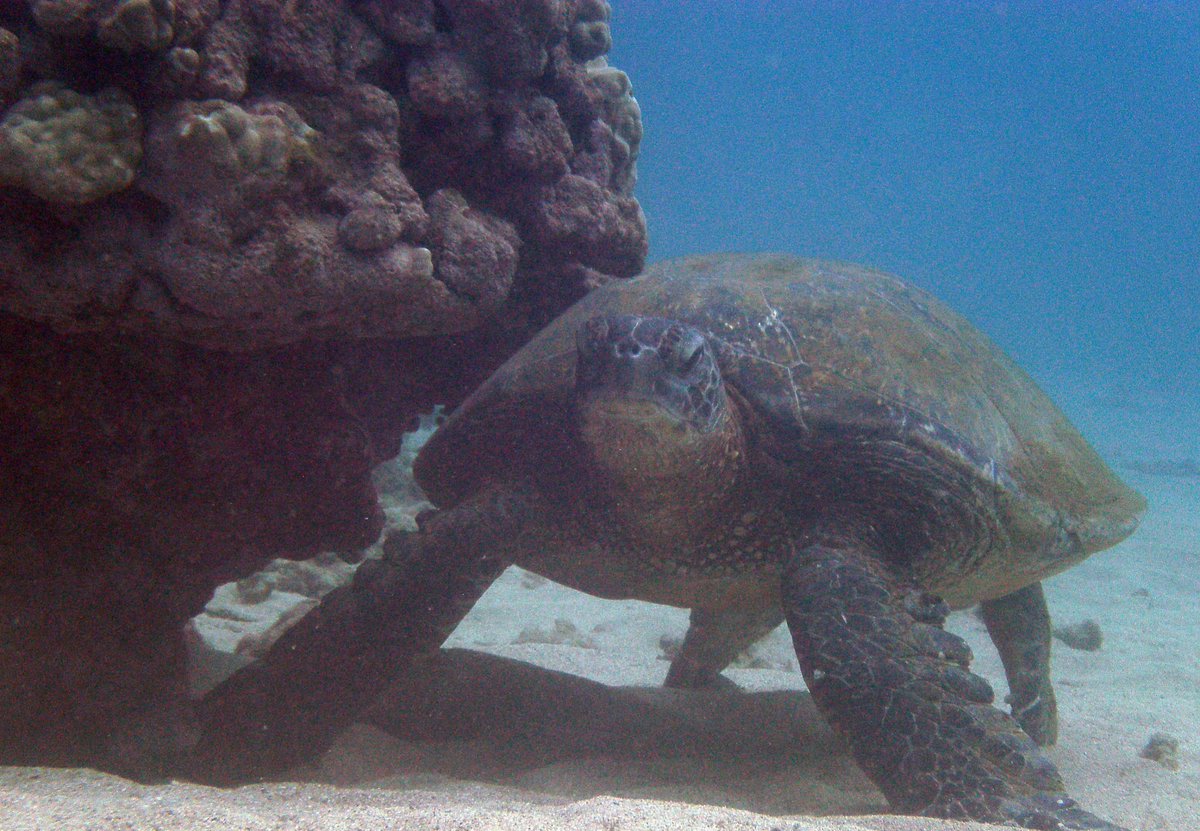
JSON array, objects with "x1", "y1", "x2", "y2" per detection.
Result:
[
  {"x1": 1, "y1": 394, "x2": 1194, "y2": 830},
  {"x1": 0, "y1": 766, "x2": 1020, "y2": 831}
]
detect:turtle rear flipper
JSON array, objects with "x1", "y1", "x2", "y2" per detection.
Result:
[
  {"x1": 664, "y1": 604, "x2": 784, "y2": 689},
  {"x1": 981, "y1": 582, "x2": 1059, "y2": 746},
  {"x1": 782, "y1": 542, "x2": 1128, "y2": 831},
  {"x1": 183, "y1": 485, "x2": 527, "y2": 785}
]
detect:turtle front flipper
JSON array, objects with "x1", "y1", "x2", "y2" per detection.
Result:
[
  {"x1": 782, "y1": 542, "x2": 1128, "y2": 831},
  {"x1": 182, "y1": 484, "x2": 532, "y2": 785},
  {"x1": 664, "y1": 603, "x2": 784, "y2": 689},
  {"x1": 981, "y1": 581, "x2": 1059, "y2": 746}
]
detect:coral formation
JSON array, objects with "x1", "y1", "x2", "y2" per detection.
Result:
[
  {"x1": 569, "y1": 0, "x2": 612, "y2": 61},
  {"x1": 426, "y1": 188, "x2": 521, "y2": 311},
  {"x1": 157, "y1": 98, "x2": 316, "y2": 184},
  {"x1": 1140, "y1": 732, "x2": 1180, "y2": 770},
  {"x1": 586, "y1": 61, "x2": 643, "y2": 193},
  {"x1": 30, "y1": 0, "x2": 95, "y2": 37},
  {"x1": 0, "y1": 28, "x2": 20, "y2": 100},
  {"x1": 1052, "y1": 618, "x2": 1104, "y2": 651},
  {"x1": 0, "y1": 0, "x2": 646, "y2": 774},
  {"x1": 515, "y1": 619, "x2": 599, "y2": 650},
  {"x1": 98, "y1": 0, "x2": 176, "y2": 52},
  {"x1": 0, "y1": 81, "x2": 141, "y2": 204},
  {"x1": 1, "y1": 0, "x2": 644, "y2": 348},
  {"x1": 30, "y1": 0, "x2": 201, "y2": 49}
]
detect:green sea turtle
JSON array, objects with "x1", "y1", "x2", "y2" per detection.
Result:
[{"x1": 191, "y1": 254, "x2": 1143, "y2": 828}]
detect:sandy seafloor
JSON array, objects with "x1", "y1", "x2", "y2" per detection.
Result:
[{"x1": 1, "y1": 389, "x2": 1196, "y2": 831}]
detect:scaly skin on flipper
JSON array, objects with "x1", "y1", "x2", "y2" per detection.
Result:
[
  {"x1": 668, "y1": 581, "x2": 1060, "y2": 729},
  {"x1": 783, "y1": 543, "x2": 1128, "y2": 830},
  {"x1": 674, "y1": 581, "x2": 1066, "y2": 767},
  {"x1": 184, "y1": 487, "x2": 525, "y2": 784},
  {"x1": 981, "y1": 582, "x2": 1059, "y2": 746},
  {"x1": 665, "y1": 604, "x2": 785, "y2": 689}
]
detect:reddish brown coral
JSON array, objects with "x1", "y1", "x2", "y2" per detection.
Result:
[
  {"x1": 0, "y1": 0, "x2": 645, "y2": 774},
  {"x1": 2, "y1": 0, "x2": 644, "y2": 347}
]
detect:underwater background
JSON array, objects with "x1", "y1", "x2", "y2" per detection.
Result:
[
  {"x1": 611, "y1": 2, "x2": 1200, "y2": 464},
  {"x1": 3, "y1": 4, "x2": 1197, "y2": 829}
]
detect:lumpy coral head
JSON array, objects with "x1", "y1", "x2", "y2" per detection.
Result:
[{"x1": 0, "y1": 81, "x2": 142, "y2": 204}]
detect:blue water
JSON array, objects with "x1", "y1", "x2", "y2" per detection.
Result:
[{"x1": 609, "y1": 2, "x2": 1200, "y2": 425}]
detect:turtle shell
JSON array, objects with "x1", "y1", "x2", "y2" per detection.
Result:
[{"x1": 416, "y1": 254, "x2": 1143, "y2": 598}]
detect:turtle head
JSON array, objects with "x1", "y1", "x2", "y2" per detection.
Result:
[
  {"x1": 572, "y1": 314, "x2": 744, "y2": 542},
  {"x1": 574, "y1": 314, "x2": 726, "y2": 434}
]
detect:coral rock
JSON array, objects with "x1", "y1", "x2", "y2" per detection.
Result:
[
  {"x1": 569, "y1": 0, "x2": 612, "y2": 61},
  {"x1": 427, "y1": 188, "x2": 520, "y2": 311},
  {"x1": 0, "y1": 29, "x2": 20, "y2": 100},
  {"x1": 357, "y1": 0, "x2": 437, "y2": 46},
  {"x1": 529, "y1": 173, "x2": 647, "y2": 276},
  {"x1": 194, "y1": 7, "x2": 254, "y2": 99},
  {"x1": 1140, "y1": 732, "x2": 1180, "y2": 770},
  {"x1": 151, "y1": 99, "x2": 316, "y2": 190},
  {"x1": 0, "y1": 81, "x2": 142, "y2": 204},
  {"x1": 587, "y1": 62, "x2": 642, "y2": 193},
  {"x1": 497, "y1": 92, "x2": 573, "y2": 181},
  {"x1": 1052, "y1": 618, "x2": 1104, "y2": 651},
  {"x1": 407, "y1": 45, "x2": 487, "y2": 121},
  {"x1": 31, "y1": 0, "x2": 97, "y2": 38},
  {"x1": 170, "y1": 0, "x2": 221, "y2": 43},
  {"x1": 0, "y1": 0, "x2": 647, "y2": 776},
  {"x1": 98, "y1": 0, "x2": 176, "y2": 52},
  {"x1": 441, "y1": 0, "x2": 566, "y2": 84},
  {"x1": 337, "y1": 191, "x2": 408, "y2": 252}
]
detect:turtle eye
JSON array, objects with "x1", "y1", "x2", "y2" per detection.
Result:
[
  {"x1": 670, "y1": 330, "x2": 707, "y2": 375},
  {"x1": 679, "y1": 343, "x2": 702, "y2": 373}
]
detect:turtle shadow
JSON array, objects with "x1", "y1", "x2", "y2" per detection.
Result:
[{"x1": 314, "y1": 648, "x2": 883, "y2": 817}]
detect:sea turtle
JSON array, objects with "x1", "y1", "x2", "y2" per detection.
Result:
[{"x1": 191, "y1": 254, "x2": 1144, "y2": 828}]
